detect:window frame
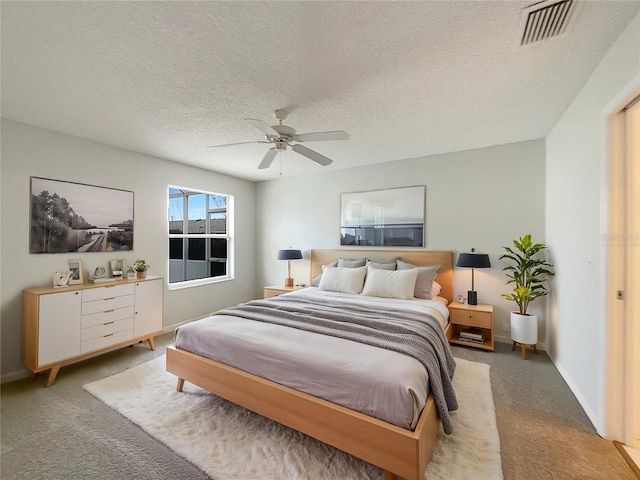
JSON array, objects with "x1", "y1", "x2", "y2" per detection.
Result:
[{"x1": 167, "y1": 185, "x2": 234, "y2": 290}]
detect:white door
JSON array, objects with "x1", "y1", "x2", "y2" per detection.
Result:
[
  {"x1": 134, "y1": 279, "x2": 163, "y2": 337},
  {"x1": 38, "y1": 290, "x2": 82, "y2": 366}
]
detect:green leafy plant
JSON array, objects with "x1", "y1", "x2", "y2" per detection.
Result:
[
  {"x1": 500, "y1": 234, "x2": 554, "y2": 315},
  {"x1": 132, "y1": 259, "x2": 150, "y2": 272}
]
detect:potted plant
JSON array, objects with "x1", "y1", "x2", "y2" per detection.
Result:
[
  {"x1": 132, "y1": 259, "x2": 150, "y2": 279},
  {"x1": 126, "y1": 266, "x2": 137, "y2": 280},
  {"x1": 500, "y1": 234, "x2": 554, "y2": 353}
]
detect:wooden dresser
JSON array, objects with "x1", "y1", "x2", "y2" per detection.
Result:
[{"x1": 22, "y1": 276, "x2": 163, "y2": 387}]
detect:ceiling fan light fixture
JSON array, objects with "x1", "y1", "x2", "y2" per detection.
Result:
[{"x1": 208, "y1": 109, "x2": 348, "y2": 170}]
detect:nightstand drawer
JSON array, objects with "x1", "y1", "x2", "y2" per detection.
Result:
[{"x1": 450, "y1": 309, "x2": 492, "y2": 329}]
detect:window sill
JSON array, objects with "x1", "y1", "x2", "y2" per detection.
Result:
[{"x1": 168, "y1": 275, "x2": 234, "y2": 291}]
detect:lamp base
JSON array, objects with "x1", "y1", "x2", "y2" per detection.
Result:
[
  {"x1": 285, "y1": 277, "x2": 294, "y2": 287},
  {"x1": 467, "y1": 290, "x2": 478, "y2": 305}
]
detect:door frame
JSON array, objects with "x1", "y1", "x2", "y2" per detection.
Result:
[{"x1": 606, "y1": 89, "x2": 640, "y2": 447}]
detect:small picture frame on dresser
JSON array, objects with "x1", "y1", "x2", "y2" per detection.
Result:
[
  {"x1": 110, "y1": 259, "x2": 126, "y2": 279},
  {"x1": 67, "y1": 259, "x2": 84, "y2": 285}
]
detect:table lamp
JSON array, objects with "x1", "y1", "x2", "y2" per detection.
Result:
[
  {"x1": 456, "y1": 249, "x2": 491, "y2": 305},
  {"x1": 278, "y1": 249, "x2": 302, "y2": 287}
]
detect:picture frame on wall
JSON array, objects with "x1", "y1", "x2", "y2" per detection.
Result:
[
  {"x1": 29, "y1": 177, "x2": 134, "y2": 254},
  {"x1": 67, "y1": 259, "x2": 84, "y2": 285},
  {"x1": 340, "y1": 185, "x2": 425, "y2": 247}
]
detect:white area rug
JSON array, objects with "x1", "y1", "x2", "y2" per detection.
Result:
[{"x1": 84, "y1": 355, "x2": 502, "y2": 480}]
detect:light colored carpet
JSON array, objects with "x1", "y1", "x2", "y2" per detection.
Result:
[{"x1": 84, "y1": 356, "x2": 502, "y2": 480}]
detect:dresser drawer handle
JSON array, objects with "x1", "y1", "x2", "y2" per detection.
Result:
[
  {"x1": 103, "y1": 333, "x2": 114, "y2": 338},
  {"x1": 104, "y1": 297, "x2": 115, "y2": 301},
  {"x1": 103, "y1": 309, "x2": 114, "y2": 313},
  {"x1": 103, "y1": 321, "x2": 114, "y2": 325}
]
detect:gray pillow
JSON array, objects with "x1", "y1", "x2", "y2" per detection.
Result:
[
  {"x1": 396, "y1": 260, "x2": 440, "y2": 299},
  {"x1": 366, "y1": 260, "x2": 397, "y2": 270},
  {"x1": 337, "y1": 258, "x2": 367, "y2": 268}
]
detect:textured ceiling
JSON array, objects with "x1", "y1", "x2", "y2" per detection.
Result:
[{"x1": 2, "y1": 1, "x2": 638, "y2": 181}]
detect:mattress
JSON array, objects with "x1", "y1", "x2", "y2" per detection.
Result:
[{"x1": 174, "y1": 287, "x2": 450, "y2": 430}]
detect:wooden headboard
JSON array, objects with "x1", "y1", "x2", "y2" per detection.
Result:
[{"x1": 310, "y1": 249, "x2": 453, "y2": 303}]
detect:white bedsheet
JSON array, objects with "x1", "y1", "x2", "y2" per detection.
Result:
[{"x1": 174, "y1": 287, "x2": 450, "y2": 430}]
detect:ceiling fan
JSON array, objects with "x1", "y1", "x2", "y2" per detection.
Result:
[{"x1": 207, "y1": 110, "x2": 349, "y2": 169}]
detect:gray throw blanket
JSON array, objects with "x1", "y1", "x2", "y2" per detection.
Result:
[{"x1": 217, "y1": 295, "x2": 458, "y2": 434}]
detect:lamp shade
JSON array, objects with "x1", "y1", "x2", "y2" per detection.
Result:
[
  {"x1": 456, "y1": 253, "x2": 491, "y2": 269},
  {"x1": 278, "y1": 249, "x2": 303, "y2": 261}
]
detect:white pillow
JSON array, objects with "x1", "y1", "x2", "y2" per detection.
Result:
[
  {"x1": 311, "y1": 261, "x2": 338, "y2": 286},
  {"x1": 361, "y1": 266, "x2": 419, "y2": 300},
  {"x1": 431, "y1": 280, "x2": 442, "y2": 297},
  {"x1": 318, "y1": 266, "x2": 367, "y2": 294}
]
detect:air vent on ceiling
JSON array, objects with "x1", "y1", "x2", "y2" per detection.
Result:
[{"x1": 519, "y1": 0, "x2": 578, "y2": 45}]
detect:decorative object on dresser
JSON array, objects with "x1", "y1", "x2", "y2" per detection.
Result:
[
  {"x1": 126, "y1": 266, "x2": 137, "y2": 280},
  {"x1": 500, "y1": 234, "x2": 554, "y2": 359},
  {"x1": 66, "y1": 258, "x2": 84, "y2": 285},
  {"x1": 22, "y1": 276, "x2": 164, "y2": 387},
  {"x1": 132, "y1": 259, "x2": 150, "y2": 279},
  {"x1": 277, "y1": 249, "x2": 302, "y2": 287},
  {"x1": 447, "y1": 301, "x2": 494, "y2": 351},
  {"x1": 109, "y1": 259, "x2": 126, "y2": 280},
  {"x1": 455, "y1": 249, "x2": 491, "y2": 305},
  {"x1": 52, "y1": 271, "x2": 72, "y2": 288},
  {"x1": 89, "y1": 266, "x2": 116, "y2": 284}
]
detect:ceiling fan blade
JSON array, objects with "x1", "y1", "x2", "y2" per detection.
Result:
[
  {"x1": 294, "y1": 131, "x2": 349, "y2": 142},
  {"x1": 243, "y1": 118, "x2": 279, "y2": 137},
  {"x1": 258, "y1": 148, "x2": 278, "y2": 169},
  {"x1": 206, "y1": 140, "x2": 268, "y2": 148},
  {"x1": 291, "y1": 144, "x2": 333, "y2": 166}
]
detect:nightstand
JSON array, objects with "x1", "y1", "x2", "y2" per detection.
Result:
[
  {"x1": 263, "y1": 285, "x2": 305, "y2": 299},
  {"x1": 447, "y1": 302, "x2": 494, "y2": 351}
]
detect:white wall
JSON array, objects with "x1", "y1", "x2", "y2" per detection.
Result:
[
  {"x1": 546, "y1": 14, "x2": 640, "y2": 434},
  {"x1": 256, "y1": 139, "x2": 547, "y2": 343},
  {"x1": 0, "y1": 119, "x2": 257, "y2": 380}
]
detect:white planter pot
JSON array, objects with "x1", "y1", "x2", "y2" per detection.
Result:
[{"x1": 510, "y1": 312, "x2": 538, "y2": 345}]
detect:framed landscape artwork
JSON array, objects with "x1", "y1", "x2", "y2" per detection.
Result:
[
  {"x1": 30, "y1": 177, "x2": 134, "y2": 254},
  {"x1": 340, "y1": 185, "x2": 425, "y2": 247}
]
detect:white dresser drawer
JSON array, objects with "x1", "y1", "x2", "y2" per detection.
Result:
[
  {"x1": 80, "y1": 328, "x2": 134, "y2": 354},
  {"x1": 81, "y1": 317, "x2": 134, "y2": 341},
  {"x1": 81, "y1": 306, "x2": 134, "y2": 328},
  {"x1": 82, "y1": 294, "x2": 134, "y2": 315},
  {"x1": 82, "y1": 284, "x2": 135, "y2": 303}
]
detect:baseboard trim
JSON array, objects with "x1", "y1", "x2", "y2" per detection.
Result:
[
  {"x1": 1, "y1": 368, "x2": 32, "y2": 384},
  {"x1": 494, "y1": 334, "x2": 546, "y2": 351}
]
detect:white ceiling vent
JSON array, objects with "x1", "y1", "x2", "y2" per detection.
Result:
[{"x1": 518, "y1": 0, "x2": 579, "y2": 45}]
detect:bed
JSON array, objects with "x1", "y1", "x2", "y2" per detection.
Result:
[{"x1": 166, "y1": 249, "x2": 455, "y2": 480}]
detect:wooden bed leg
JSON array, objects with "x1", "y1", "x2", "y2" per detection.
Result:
[
  {"x1": 176, "y1": 378, "x2": 185, "y2": 392},
  {"x1": 385, "y1": 471, "x2": 396, "y2": 480}
]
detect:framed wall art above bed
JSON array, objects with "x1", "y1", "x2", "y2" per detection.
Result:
[{"x1": 340, "y1": 185, "x2": 425, "y2": 247}]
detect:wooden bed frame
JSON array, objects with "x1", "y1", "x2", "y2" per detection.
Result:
[{"x1": 166, "y1": 249, "x2": 453, "y2": 480}]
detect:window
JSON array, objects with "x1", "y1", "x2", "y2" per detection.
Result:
[{"x1": 168, "y1": 186, "x2": 233, "y2": 288}]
